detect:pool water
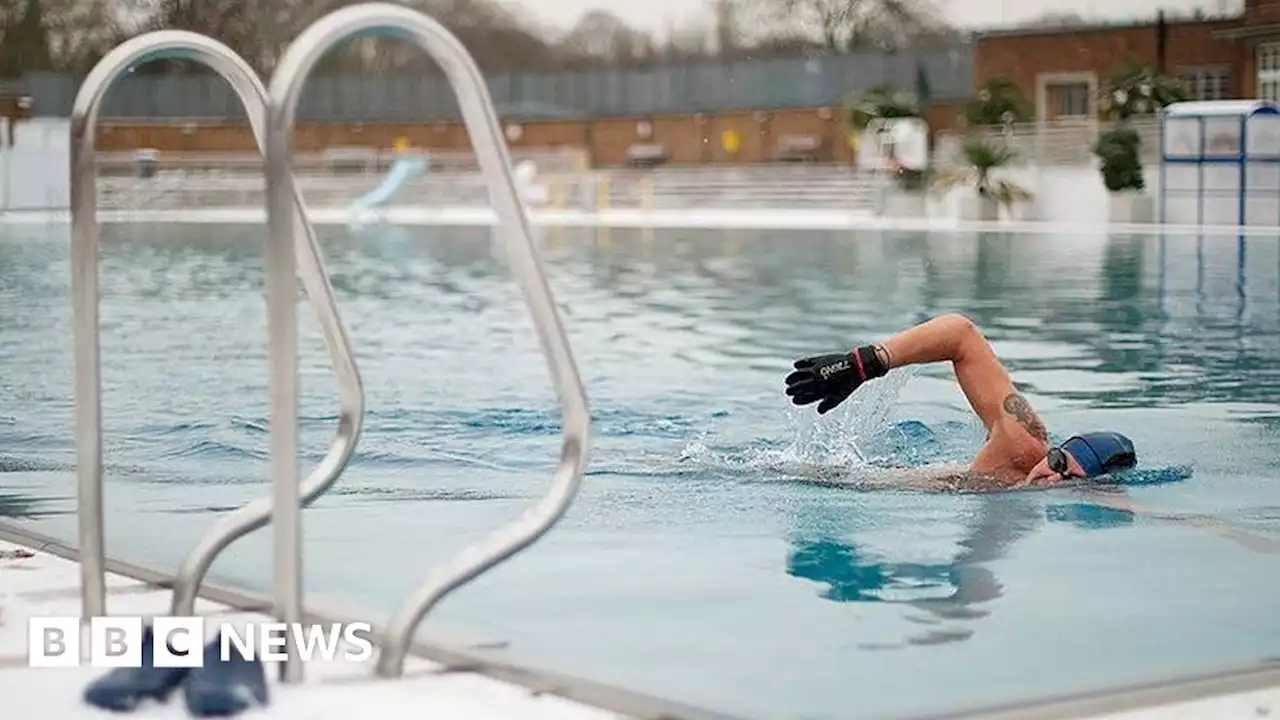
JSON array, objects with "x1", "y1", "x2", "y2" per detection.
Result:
[{"x1": 3, "y1": 223, "x2": 1280, "y2": 719}]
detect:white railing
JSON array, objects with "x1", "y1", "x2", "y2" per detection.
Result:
[
  {"x1": 933, "y1": 117, "x2": 1163, "y2": 168},
  {"x1": 94, "y1": 145, "x2": 589, "y2": 176},
  {"x1": 95, "y1": 164, "x2": 884, "y2": 213}
]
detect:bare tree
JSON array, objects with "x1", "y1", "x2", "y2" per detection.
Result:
[
  {"x1": 664, "y1": 14, "x2": 712, "y2": 60},
  {"x1": 747, "y1": 33, "x2": 829, "y2": 58},
  {"x1": 711, "y1": 0, "x2": 741, "y2": 57},
  {"x1": 753, "y1": 0, "x2": 951, "y2": 52},
  {"x1": 116, "y1": 0, "x2": 565, "y2": 73},
  {"x1": 0, "y1": 0, "x2": 119, "y2": 74},
  {"x1": 311, "y1": 0, "x2": 561, "y2": 72},
  {"x1": 0, "y1": 0, "x2": 52, "y2": 76},
  {"x1": 559, "y1": 9, "x2": 656, "y2": 67},
  {"x1": 1017, "y1": 11, "x2": 1086, "y2": 29},
  {"x1": 43, "y1": 0, "x2": 120, "y2": 73},
  {"x1": 118, "y1": 0, "x2": 258, "y2": 70},
  {"x1": 0, "y1": 0, "x2": 961, "y2": 79}
]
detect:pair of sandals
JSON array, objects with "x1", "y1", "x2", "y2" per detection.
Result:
[{"x1": 84, "y1": 626, "x2": 267, "y2": 717}]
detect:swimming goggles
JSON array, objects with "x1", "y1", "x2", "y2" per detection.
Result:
[{"x1": 1046, "y1": 446, "x2": 1074, "y2": 477}]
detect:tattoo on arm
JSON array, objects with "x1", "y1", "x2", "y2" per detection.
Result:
[{"x1": 1002, "y1": 392, "x2": 1049, "y2": 441}]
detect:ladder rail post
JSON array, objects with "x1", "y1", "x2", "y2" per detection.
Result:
[
  {"x1": 266, "y1": 2, "x2": 591, "y2": 679},
  {"x1": 67, "y1": 32, "x2": 365, "y2": 640},
  {"x1": 69, "y1": 75, "x2": 105, "y2": 619}
]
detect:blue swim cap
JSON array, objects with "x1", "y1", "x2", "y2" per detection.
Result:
[{"x1": 1060, "y1": 432, "x2": 1137, "y2": 477}]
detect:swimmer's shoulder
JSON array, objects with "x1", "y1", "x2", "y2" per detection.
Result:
[{"x1": 974, "y1": 423, "x2": 1051, "y2": 479}]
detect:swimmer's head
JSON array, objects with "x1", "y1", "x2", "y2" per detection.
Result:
[{"x1": 1025, "y1": 431, "x2": 1137, "y2": 485}]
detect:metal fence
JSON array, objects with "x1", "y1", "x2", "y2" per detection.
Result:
[{"x1": 0, "y1": 43, "x2": 974, "y2": 121}]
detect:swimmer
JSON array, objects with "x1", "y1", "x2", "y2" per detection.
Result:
[{"x1": 784, "y1": 314, "x2": 1137, "y2": 488}]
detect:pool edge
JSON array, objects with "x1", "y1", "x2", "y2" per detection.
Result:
[
  {"x1": 934, "y1": 661, "x2": 1280, "y2": 719},
  {"x1": 0, "y1": 520, "x2": 747, "y2": 720},
  {"x1": 5, "y1": 518, "x2": 1277, "y2": 720}
]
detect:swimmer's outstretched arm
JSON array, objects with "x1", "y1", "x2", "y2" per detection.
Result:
[{"x1": 787, "y1": 314, "x2": 1048, "y2": 442}]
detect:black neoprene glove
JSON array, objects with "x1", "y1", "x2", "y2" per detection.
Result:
[{"x1": 784, "y1": 345, "x2": 889, "y2": 414}]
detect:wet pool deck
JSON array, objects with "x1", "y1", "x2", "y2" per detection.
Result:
[
  {"x1": 2, "y1": 531, "x2": 1277, "y2": 719},
  {"x1": 0, "y1": 529, "x2": 747, "y2": 720},
  {"x1": 0, "y1": 536, "x2": 625, "y2": 719}
]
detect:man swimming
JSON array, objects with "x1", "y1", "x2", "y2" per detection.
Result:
[{"x1": 784, "y1": 314, "x2": 1136, "y2": 488}]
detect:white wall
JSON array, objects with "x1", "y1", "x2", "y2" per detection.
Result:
[
  {"x1": 929, "y1": 161, "x2": 1280, "y2": 227},
  {"x1": 1, "y1": 118, "x2": 70, "y2": 211},
  {"x1": 931, "y1": 164, "x2": 1164, "y2": 225}
]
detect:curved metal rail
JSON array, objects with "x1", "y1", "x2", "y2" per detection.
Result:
[
  {"x1": 265, "y1": 2, "x2": 591, "y2": 678},
  {"x1": 69, "y1": 31, "x2": 365, "y2": 623}
]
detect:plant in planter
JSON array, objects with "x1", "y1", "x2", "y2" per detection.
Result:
[
  {"x1": 849, "y1": 84, "x2": 923, "y2": 186},
  {"x1": 1094, "y1": 124, "x2": 1153, "y2": 223},
  {"x1": 1095, "y1": 126, "x2": 1143, "y2": 192},
  {"x1": 1094, "y1": 61, "x2": 1186, "y2": 223},
  {"x1": 879, "y1": 148, "x2": 932, "y2": 217},
  {"x1": 963, "y1": 76, "x2": 1032, "y2": 129},
  {"x1": 848, "y1": 84, "x2": 933, "y2": 215},
  {"x1": 1098, "y1": 61, "x2": 1186, "y2": 122},
  {"x1": 892, "y1": 164, "x2": 929, "y2": 191},
  {"x1": 847, "y1": 83, "x2": 920, "y2": 134},
  {"x1": 932, "y1": 136, "x2": 1032, "y2": 221}
]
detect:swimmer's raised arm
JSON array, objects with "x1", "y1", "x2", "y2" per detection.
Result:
[
  {"x1": 786, "y1": 314, "x2": 1038, "y2": 437},
  {"x1": 882, "y1": 315, "x2": 1044, "y2": 439}
]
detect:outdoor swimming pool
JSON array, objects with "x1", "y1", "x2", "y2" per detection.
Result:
[{"x1": 3, "y1": 222, "x2": 1280, "y2": 719}]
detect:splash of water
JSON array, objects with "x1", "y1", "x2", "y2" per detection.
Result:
[
  {"x1": 776, "y1": 367, "x2": 916, "y2": 467},
  {"x1": 676, "y1": 368, "x2": 925, "y2": 482}
]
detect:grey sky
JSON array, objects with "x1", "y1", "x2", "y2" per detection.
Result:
[{"x1": 510, "y1": 0, "x2": 1240, "y2": 35}]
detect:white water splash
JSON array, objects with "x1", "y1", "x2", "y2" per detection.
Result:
[
  {"x1": 677, "y1": 368, "x2": 916, "y2": 480},
  {"x1": 776, "y1": 367, "x2": 915, "y2": 468}
]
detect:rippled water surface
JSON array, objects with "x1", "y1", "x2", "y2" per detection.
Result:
[{"x1": 3, "y1": 223, "x2": 1280, "y2": 719}]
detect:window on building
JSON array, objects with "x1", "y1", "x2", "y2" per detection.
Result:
[
  {"x1": 1258, "y1": 43, "x2": 1280, "y2": 102},
  {"x1": 1052, "y1": 82, "x2": 1091, "y2": 118},
  {"x1": 1179, "y1": 67, "x2": 1231, "y2": 101}
]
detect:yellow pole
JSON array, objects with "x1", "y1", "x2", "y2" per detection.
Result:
[
  {"x1": 550, "y1": 179, "x2": 565, "y2": 210},
  {"x1": 596, "y1": 175, "x2": 611, "y2": 211},
  {"x1": 595, "y1": 173, "x2": 611, "y2": 246}
]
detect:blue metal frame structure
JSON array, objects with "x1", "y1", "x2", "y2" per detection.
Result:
[{"x1": 1160, "y1": 100, "x2": 1280, "y2": 227}]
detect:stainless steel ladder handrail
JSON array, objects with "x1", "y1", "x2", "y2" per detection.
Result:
[
  {"x1": 69, "y1": 32, "x2": 365, "y2": 626},
  {"x1": 266, "y1": 2, "x2": 591, "y2": 679}
]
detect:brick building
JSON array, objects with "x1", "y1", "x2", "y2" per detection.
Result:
[{"x1": 974, "y1": 0, "x2": 1280, "y2": 122}]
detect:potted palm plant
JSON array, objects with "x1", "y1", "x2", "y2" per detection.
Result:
[
  {"x1": 932, "y1": 136, "x2": 1031, "y2": 221},
  {"x1": 848, "y1": 84, "x2": 930, "y2": 216},
  {"x1": 847, "y1": 83, "x2": 920, "y2": 136}
]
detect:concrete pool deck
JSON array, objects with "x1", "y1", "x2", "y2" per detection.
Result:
[
  {"x1": 2, "y1": 205, "x2": 1280, "y2": 237},
  {"x1": 1, "y1": 524, "x2": 1277, "y2": 719},
  {"x1": 0, "y1": 526, "x2": 740, "y2": 720}
]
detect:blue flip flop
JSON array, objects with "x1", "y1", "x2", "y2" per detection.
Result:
[
  {"x1": 182, "y1": 632, "x2": 269, "y2": 717},
  {"x1": 83, "y1": 626, "x2": 191, "y2": 712}
]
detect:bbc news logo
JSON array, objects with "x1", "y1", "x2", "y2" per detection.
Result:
[{"x1": 28, "y1": 617, "x2": 374, "y2": 667}]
